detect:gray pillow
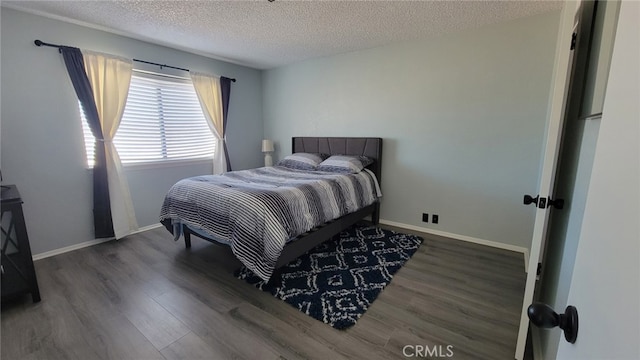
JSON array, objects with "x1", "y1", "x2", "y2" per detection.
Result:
[
  {"x1": 317, "y1": 155, "x2": 374, "y2": 173},
  {"x1": 277, "y1": 153, "x2": 326, "y2": 170}
]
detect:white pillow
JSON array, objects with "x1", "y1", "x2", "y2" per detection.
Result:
[{"x1": 317, "y1": 155, "x2": 374, "y2": 173}]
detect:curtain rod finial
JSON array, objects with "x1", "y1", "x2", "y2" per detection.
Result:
[{"x1": 34, "y1": 40, "x2": 43, "y2": 46}]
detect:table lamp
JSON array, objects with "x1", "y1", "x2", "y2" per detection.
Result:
[{"x1": 262, "y1": 139, "x2": 274, "y2": 166}]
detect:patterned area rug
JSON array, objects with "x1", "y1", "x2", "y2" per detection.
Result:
[{"x1": 236, "y1": 224, "x2": 423, "y2": 329}]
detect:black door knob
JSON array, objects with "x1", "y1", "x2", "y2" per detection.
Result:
[
  {"x1": 527, "y1": 303, "x2": 578, "y2": 343},
  {"x1": 524, "y1": 194, "x2": 539, "y2": 206}
]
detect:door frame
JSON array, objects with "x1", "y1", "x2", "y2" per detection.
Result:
[{"x1": 514, "y1": 1, "x2": 582, "y2": 359}]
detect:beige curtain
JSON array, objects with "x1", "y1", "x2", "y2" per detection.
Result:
[
  {"x1": 190, "y1": 72, "x2": 226, "y2": 174},
  {"x1": 82, "y1": 50, "x2": 138, "y2": 239}
]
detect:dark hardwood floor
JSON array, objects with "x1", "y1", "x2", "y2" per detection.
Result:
[{"x1": 1, "y1": 224, "x2": 526, "y2": 360}]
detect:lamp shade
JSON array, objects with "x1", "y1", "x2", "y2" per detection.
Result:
[{"x1": 262, "y1": 139, "x2": 274, "y2": 152}]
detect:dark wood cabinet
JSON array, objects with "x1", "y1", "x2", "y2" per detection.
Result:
[{"x1": 1, "y1": 185, "x2": 41, "y2": 303}]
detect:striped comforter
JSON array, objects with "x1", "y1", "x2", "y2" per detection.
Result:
[{"x1": 159, "y1": 166, "x2": 381, "y2": 281}]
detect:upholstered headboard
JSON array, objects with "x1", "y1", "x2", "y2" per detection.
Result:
[{"x1": 292, "y1": 137, "x2": 383, "y2": 184}]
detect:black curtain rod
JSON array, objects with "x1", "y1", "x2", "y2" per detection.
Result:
[{"x1": 34, "y1": 39, "x2": 236, "y2": 82}]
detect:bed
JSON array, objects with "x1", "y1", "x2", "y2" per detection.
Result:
[{"x1": 160, "y1": 137, "x2": 383, "y2": 282}]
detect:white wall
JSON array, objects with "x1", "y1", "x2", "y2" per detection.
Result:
[
  {"x1": 263, "y1": 11, "x2": 561, "y2": 249},
  {"x1": 557, "y1": 1, "x2": 639, "y2": 357},
  {"x1": 0, "y1": 8, "x2": 263, "y2": 255},
  {"x1": 537, "y1": 1, "x2": 621, "y2": 358}
]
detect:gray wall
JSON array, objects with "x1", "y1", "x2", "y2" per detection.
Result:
[
  {"x1": 263, "y1": 11, "x2": 561, "y2": 249},
  {"x1": 0, "y1": 8, "x2": 263, "y2": 255}
]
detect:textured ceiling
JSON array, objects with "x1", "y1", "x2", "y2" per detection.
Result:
[{"x1": 3, "y1": 1, "x2": 562, "y2": 69}]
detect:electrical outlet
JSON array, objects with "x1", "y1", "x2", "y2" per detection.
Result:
[
  {"x1": 432, "y1": 214, "x2": 439, "y2": 224},
  {"x1": 422, "y1": 213, "x2": 429, "y2": 223}
]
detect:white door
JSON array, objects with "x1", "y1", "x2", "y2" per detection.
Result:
[
  {"x1": 514, "y1": 1, "x2": 582, "y2": 359},
  {"x1": 557, "y1": 2, "x2": 639, "y2": 358}
]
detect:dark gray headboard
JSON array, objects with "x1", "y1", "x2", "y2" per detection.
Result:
[{"x1": 292, "y1": 137, "x2": 383, "y2": 184}]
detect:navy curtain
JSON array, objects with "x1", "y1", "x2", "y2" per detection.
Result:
[
  {"x1": 60, "y1": 47, "x2": 115, "y2": 238},
  {"x1": 220, "y1": 76, "x2": 232, "y2": 171}
]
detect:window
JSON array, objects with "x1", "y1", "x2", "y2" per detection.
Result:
[{"x1": 80, "y1": 71, "x2": 217, "y2": 167}]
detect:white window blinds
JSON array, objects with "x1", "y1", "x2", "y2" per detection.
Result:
[{"x1": 80, "y1": 71, "x2": 217, "y2": 167}]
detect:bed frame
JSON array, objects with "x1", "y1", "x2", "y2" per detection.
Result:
[{"x1": 181, "y1": 136, "x2": 383, "y2": 279}]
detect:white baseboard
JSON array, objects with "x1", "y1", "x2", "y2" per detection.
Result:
[
  {"x1": 33, "y1": 220, "x2": 530, "y2": 268},
  {"x1": 130, "y1": 223, "x2": 163, "y2": 235},
  {"x1": 32, "y1": 223, "x2": 163, "y2": 261},
  {"x1": 32, "y1": 237, "x2": 114, "y2": 261},
  {"x1": 379, "y1": 219, "x2": 529, "y2": 255}
]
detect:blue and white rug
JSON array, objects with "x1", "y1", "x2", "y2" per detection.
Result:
[{"x1": 236, "y1": 224, "x2": 423, "y2": 329}]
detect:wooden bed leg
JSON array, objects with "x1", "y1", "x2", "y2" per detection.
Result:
[{"x1": 183, "y1": 225, "x2": 191, "y2": 248}]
